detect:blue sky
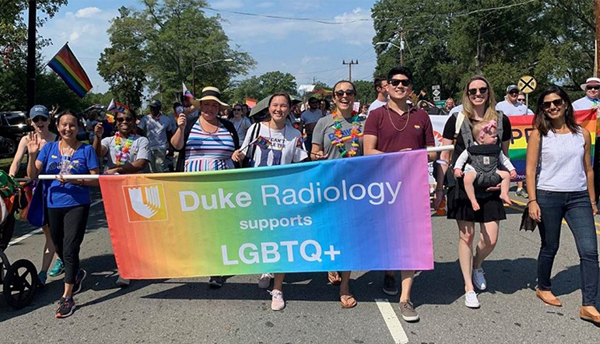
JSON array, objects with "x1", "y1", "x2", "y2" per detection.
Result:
[{"x1": 37, "y1": 0, "x2": 379, "y2": 94}]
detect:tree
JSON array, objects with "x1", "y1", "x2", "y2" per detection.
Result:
[
  {"x1": 371, "y1": 0, "x2": 594, "y2": 102},
  {"x1": 99, "y1": 0, "x2": 256, "y2": 107},
  {"x1": 352, "y1": 80, "x2": 376, "y2": 105},
  {"x1": 230, "y1": 71, "x2": 298, "y2": 103}
]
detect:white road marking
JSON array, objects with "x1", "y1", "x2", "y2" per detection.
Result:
[
  {"x1": 375, "y1": 298, "x2": 409, "y2": 344},
  {"x1": 8, "y1": 199, "x2": 104, "y2": 247}
]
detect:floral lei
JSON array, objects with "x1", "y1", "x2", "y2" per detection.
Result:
[
  {"x1": 332, "y1": 110, "x2": 361, "y2": 157},
  {"x1": 114, "y1": 132, "x2": 135, "y2": 166}
]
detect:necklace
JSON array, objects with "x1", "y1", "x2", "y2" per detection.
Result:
[
  {"x1": 58, "y1": 141, "x2": 76, "y2": 174},
  {"x1": 114, "y1": 132, "x2": 135, "y2": 166},
  {"x1": 332, "y1": 111, "x2": 362, "y2": 157},
  {"x1": 387, "y1": 106, "x2": 411, "y2": 132},
  {"x1": 200, "y1": 118, "x2": 220, "y2": 134}
]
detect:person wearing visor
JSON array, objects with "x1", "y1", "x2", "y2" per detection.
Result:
[{"x1": 9, "y1": 105, "x2": 62, "y2": 286}]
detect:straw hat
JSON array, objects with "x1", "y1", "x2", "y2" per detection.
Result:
[
  {"x1": 190, "y1": 86, "x2": 228, "y2": 109},
  {"x1": 580, "y1": 77, "x2": 600, "y2": 91}
]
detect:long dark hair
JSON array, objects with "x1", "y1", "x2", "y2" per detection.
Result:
[{"x1": 534, "y1": 85, "x2": 578, "y2": 136}]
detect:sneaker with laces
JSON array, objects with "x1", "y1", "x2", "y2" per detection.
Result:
[
  {"x1": 209, "y1": 276, "x2": 223, "y2": 288},
  {"x1": 464, "y1": 290, "x2": 480, "y2": 308},
  {"x1": 270, "y1": 289, "x2": 285, "y2": 311},
  {"x1": 48, "y1": 258, "x2": 65, "y2": 277},
  {"x1": 382, "y1": 274, "x2": 398, "y2": 296},
  {"x1": 258, "y1": 273, "x2": 273, "y2": 289},
  {"x1": 472, "y1": 268, "x2": 487, "y2": 290},
  {"x1": 72, "y1": 269, "x2": 87, "y2": 295},
  {"x1": 56, "y1": 297, "x2": 76, "y2": 318},
  {"x1": 399, "y1": 301, "x2": 420, "y2": 322},
  {"x1": 516, "y1": 188, "x2": 529, "y2": 199}
]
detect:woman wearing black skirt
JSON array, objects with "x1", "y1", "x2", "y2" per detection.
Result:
[{"x1": 435, "y1": 76, "x2": 512, "y2": 309}]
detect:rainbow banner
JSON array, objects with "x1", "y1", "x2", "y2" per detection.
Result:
[
  {"x1": 508, "y1": 109, "x2": 597, "y2": 179},
  {"x1": 99, "y1": 151, "x2": 434, "y2": 279},
  {"x1": 48, "y1": 43, "x2": 93, "y2": 98}
]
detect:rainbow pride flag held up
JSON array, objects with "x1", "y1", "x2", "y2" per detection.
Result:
[
  {"x1": 182, "y1": 82, "x2": 194, "y2": 98},
  {"x1": 245, "y1": 97, "x2": 257, "y2": 108},
  {"x1": 47, "y1": 43, "x2": 93, "y2": 98},
  {"x1": 508, "y1": 109, "x2": 597, "y2": 179},
  {"x1": 99, "y1": 151, "x2": 434, "y2": 279}
]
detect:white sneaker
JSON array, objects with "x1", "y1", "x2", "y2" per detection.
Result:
[
  {"x1": 258, "y1": 273, "x2": 273, "y2": 289},
  {"x1": 270, "y1": 289, "x2": 285, "y2": 311},
  {"x1": 464, "y1": 290, "x2": 480, "y2": 308},
  {"x1": 472, "y1": 268, "x2": 487, "y2": 290}
]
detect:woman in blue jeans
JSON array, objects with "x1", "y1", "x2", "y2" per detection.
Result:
[{"x1": 525, "y1": 85, "x2": 600, "y2": 324}]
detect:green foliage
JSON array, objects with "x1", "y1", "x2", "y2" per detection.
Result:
[
  {"x1": 99, "y1": 0, "x2": 256, "y2": 109},
  {"x1": 229, "y1": 71, "x2": 298, "y2": 103},
  {"x1": 372, "y1": 0, "x2": 595, "y2": 103},
  {"x1": 352, "y1": 80, "x2": 377, "y2": 105}
]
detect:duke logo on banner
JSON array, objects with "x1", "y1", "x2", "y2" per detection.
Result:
[{"x1": 123, "y1": 184, "x2": 168, "y2": 222}]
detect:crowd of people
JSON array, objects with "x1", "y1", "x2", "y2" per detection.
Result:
[{"x1": 5, "y1": 67, "x2": 600, "y2": 326}]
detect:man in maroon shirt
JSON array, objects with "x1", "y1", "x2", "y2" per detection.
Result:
[{"x1": 364, "y1": 66, "x2": 436, "y2": 323}]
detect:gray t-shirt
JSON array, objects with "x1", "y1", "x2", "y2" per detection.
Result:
[
  {"x1": 138, "y1": 114, "x2": 175, "y2": 150},
  {"x1": 312, "y1": 115, "x2": 365, "y2": 159},
  {"x1": 101, "y1": 135, "x2": 151, "y2": 169}
]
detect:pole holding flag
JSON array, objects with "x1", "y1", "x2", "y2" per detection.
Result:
[{"x1": 47, "y1": 43, "x2": 93, "y2": 98}]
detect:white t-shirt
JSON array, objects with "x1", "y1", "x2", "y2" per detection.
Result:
[
  {"x1": 367, "y1": 99, "x2": 388, "y2": 115},
  {"x1": 301, "y1": 109, "x2": 323, "y2": 125},
  {"x1": 242, "y1": 123, "x2": 307, "y2": 167},
  {"x1": 101, "y1": 135, "x2": 150, "y2": 169},
  {"x1": 495, "y1": 100, "x2": 533, "y2": 116},
  {"x1": 573, "y1": 96, "x2": 599, "y2": 110}
]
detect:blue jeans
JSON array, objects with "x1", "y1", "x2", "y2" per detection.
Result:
[{"x1": 536, "y1": 190, "x2": 599, "y2": 306}]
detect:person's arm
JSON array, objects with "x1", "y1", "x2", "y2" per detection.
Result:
[
  {"x1": 363, "y1": 134, "x2": 384, "y2": 155},
  {"x1": 525, "y1": 129, "x2": 541, "y2": 221},
  {"x1": 453, "y1": 150, "x2": 468, "y2": 171},
  {"x1": 105, "y1": 160, "x2": 148, "y2": 175},
  {"x1": 9, "y1": 135, "x2": 29, "y2": 177},
  {"x1": 93, "y1": 123, "x2": 107, "y2": 159},
  {"x1": 171, "y1": 114, "x2": 187, "y2": 150},
  {"x1": 434, "y1": 137, "x2": 454, "y2": 209},
  {"x1": 582, "y1": 128, "x2": 598, "y2": 214}
]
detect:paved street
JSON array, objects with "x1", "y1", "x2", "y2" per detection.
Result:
[{"x1": 1, "y1": 191, "x2": 599, "y2": 344}]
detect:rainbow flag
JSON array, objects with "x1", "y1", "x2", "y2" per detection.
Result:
[
  {"x1": 98, "y1": 150, "x2": 433, "y2": 278},
  {"x1": 508, "y1": 109, "x2": 596, "y2": 179},
  {"x1": 254, "y1": 135, "x2": 272, "y2": 149},
  {"x1": 182, "y1": 82, "x2": 194, "y2": 98},
  {"x1": 47, "y1": 43, "x2": 93, "y2": 98},
  {"x1": 245, "y1": 97, "x2": 257, "y2": 108}
]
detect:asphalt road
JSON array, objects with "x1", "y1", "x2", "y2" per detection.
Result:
[{"x1": 0, "y1": 191, "x2": 599, "y2": 344}]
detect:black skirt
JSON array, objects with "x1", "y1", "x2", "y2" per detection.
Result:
[{"x1": 446, "y1": 183, "x2": 507, "y2": 223}]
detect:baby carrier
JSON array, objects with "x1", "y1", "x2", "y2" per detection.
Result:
[{"x1": 465, "y1": 144, "x2": 503, "y2": 188}]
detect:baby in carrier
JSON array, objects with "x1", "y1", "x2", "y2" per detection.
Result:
[{"x1": 453, "y1": 120, "x2": 517, "y2": 211}]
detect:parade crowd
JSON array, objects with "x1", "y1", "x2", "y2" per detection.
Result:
[{"x1": 7, "y1": 66, "x2": 600, "y2": 326}]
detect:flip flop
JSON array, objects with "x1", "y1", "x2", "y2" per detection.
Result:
[
  {"x1": 328, "y1": 271, "x2": 342, "y2": 285},
  {"x1": 340, "y1": 294, "x2": 357, "y2": 309}
]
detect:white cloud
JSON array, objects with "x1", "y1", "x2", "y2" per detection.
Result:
[
  {"x1": 211, "y1": 0, "x2": 244, "y2": 10},
  {"x1": 75, "y1": 7, "x2": 101, "y2": 18}
]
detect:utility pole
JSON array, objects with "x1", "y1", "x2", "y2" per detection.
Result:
[
  {"x1": 27, "y1": 0, "x2": 37, "y2": 111},
  {"x1": 399, "y1": 30, "x2": 404, "y2": 66},
  {"x1": 595, "y1": 0, "x2": 600, "y2": 77},
  {"x1": 342, "y1": 60, "x2": 358, "y2": 81}
]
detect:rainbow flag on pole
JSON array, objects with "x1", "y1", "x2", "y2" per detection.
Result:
[{"x1": 48, "y1": 43, "x2": 93, "y2": 98}]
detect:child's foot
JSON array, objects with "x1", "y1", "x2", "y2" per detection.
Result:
[
  {"x1": 471, "y1": 201, "x2": 480, "y2": 211},
  {"x1": 500, "y1": 194, "x2": 512, "y2": 205}
]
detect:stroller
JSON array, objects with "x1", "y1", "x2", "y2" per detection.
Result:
[{"x1": 0, "y1": 172, "x2": 38, "y2": 309}]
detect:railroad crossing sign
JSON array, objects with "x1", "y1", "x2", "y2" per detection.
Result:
[
  {"x1": 518, "y1": 75, "x2": 536, "y2": 94},
  {"x1": 432, "y1": 89, "x2": 441, "y2": 97}
]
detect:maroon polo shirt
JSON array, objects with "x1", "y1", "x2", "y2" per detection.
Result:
[{"x1": 364, "y1": 104, "x2": 435, "y2": 153}]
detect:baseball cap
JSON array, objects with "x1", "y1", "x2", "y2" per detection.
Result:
[
  {"x1": 506, "y1": 85, "x2": 519, "y2": 93},
  {"x1": 29, "y1": 105, "x2": 49, "y2": 119},
  {"x1": 150, "y1": 100, "x2": 162, "y2": 108}
]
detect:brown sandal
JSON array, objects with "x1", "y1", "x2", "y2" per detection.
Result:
[
  {"x1": 340, "y1": 294, "x2": 357, "y2": 308},
  {"x1": 328, "y1": 271, "x2": 342, "y2": 285}
]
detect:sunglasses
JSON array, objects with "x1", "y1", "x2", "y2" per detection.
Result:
[
  {"x1": 468, "y1": 87, "x2": 488, "y2": 96},
  {"x1": 234, "y1": 108, "x2": 242, "y2": 111},
  {"x1": 517, "y1": 98, "x2": 526, "y2": 102},
  {"x1": 587, "y1": 86, "x2": 600, "y2": 90},
  {"x1": 542, "y1": 99, "x2": 564, "y2": 109},
  {"x1": 32, "y1": 116, "x2": 48, "y2": 123},
  {"x1": 389, "y1": 79, "x2": 411, "y2": 87},
  {"x1": 335, "y1": 89, "x2": 356, "y2": 97},
  {"x1": 116, "y1": 117, "x2": 134, "y2": 123}
]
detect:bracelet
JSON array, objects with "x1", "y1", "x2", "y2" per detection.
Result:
[
  {"x1": 591, "y1": 201, "x2": 597, "y2": 205},
  {"x1": 527, "y1": 199, "x2": 537, "y2": 205},
  {"x1": 436, "y1": 159, "x2": 448, "y2": 166}
]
